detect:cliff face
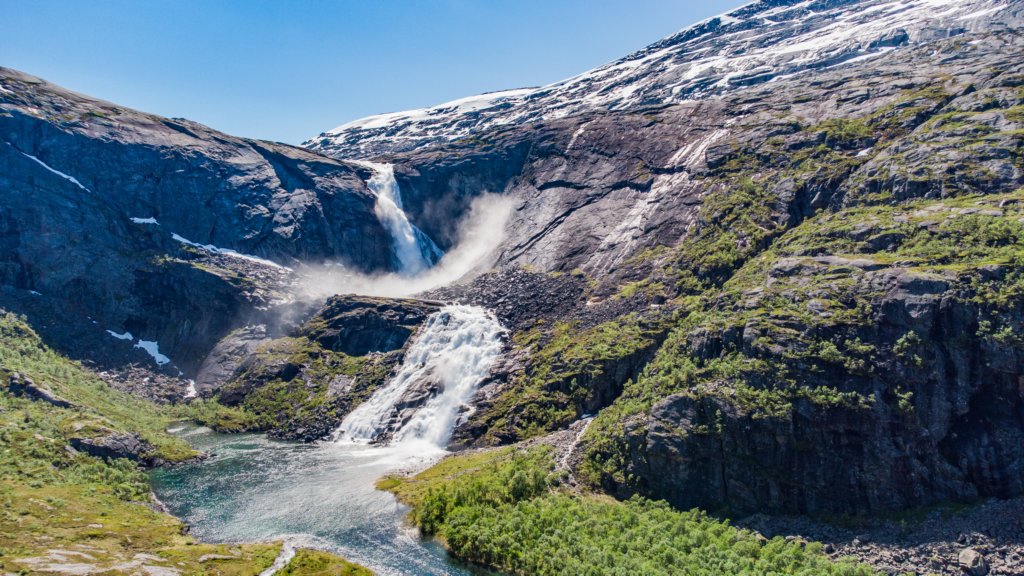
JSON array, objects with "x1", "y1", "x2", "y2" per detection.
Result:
[
  {"x1": 0, "y1": 68, "x2": 395, "y2": 377},
  {"x1": 315, "y1": 7, "x2": 1024, "y2": 515}
]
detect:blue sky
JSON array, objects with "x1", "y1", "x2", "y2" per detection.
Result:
[{"x1": 3, "y1": 0, "x2": 740, "y2": 144}]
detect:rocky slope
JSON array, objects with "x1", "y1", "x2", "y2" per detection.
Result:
[
  {"x1": 0, "y1": 67, "x2": 404, "y2": 390},
  {"x1": 298, "y1": 0, "x2": 1024, "y2": 520},
  {"x1": 199, "y1": 295, "x2": 442, "y2": 441},
  {"x1": 0, "y1": 0, "x2": 1022, "y2": 535}
]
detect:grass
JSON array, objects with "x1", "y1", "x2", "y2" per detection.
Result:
[
  {"x1": 278, "y1": 549, "x2": 373, "y2": 576},
  {"x1": 213, "y1": 334, "x2": 396, "y2": 439},
  {"x1": 0, "y1": 310, "x2": 372, "y2": 575},
  {"x1": 465, "y1": 315, "x2": 666, "y2": 443}
]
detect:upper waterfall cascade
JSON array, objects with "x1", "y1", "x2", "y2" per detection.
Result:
[
  {"x1": 335, "y1": 305, "x2": 505, "y2": 449},
  {"x1": 358, "y1": 161, "x2": 442, "y2": 275}
]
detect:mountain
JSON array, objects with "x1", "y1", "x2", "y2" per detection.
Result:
[
  {"x1": 2, "y1": 0, "x2": 1024, "y2": 573},
  {"x1": 306, "y1": 0, "x2": 1021, "y2": 159},
  {"x1": 297, "y1": 0, "x2": 1024, "y2": 519},
  {"x1": 0, "y1": 67, "x2": 400, "y2": 396}
]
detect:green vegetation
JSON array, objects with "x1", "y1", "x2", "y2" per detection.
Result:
[
  {"x1": 185, "y1": 398, "x2": 258, "y2": 433},
  {"x1": 466, "y1": 315, "x2": 665, "y2": 443},
  {"x1": 0, "y1": 311, "x2": 369, "y2": 575},
  {"x1": 214, "y1": 335, "x2": 396, "y2": 437},
  {"x1": 0, "y1": 311, "x2": 195, "y2": 464},
  {"x1": 581, "y1": 188, "x2": 1024, "y2": 493},
  {"x1": 278, "y1": 549, "x2": 374, "y2": 576},
  {"x1": 382, "y1": 447, "x2": 876, "y2": 576}
]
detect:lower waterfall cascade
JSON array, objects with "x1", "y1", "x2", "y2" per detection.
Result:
[{"x1": 334, "y1": 304, "x2": 506, "y2": 450}]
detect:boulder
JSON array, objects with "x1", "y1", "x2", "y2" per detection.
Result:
[
  {"x1": 303, "y1": 295, "x2": 443, "y2": 356},
  {"x1": 958, "y1": 548, "x2": 989, "y2": 576},
  {"x1": 70, "y1": 432, "x2": 155, "y2": 465}
]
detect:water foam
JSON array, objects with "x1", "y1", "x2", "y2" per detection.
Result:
[
  {"x1": 334, "y1": 305, "x2": 505, "y2": 450},
  {"x1": 356, "y1": 161, "x2": 442, "y2": 275}
]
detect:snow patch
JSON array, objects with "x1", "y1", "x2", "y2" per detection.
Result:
[
  {"x1": 107, "y1": 330, "x2": 134, "y2": 341},
  {"x1": 566, "y1": 122, "x2": 590, "y2": 152},
  {"x1": 184, "y1": 380, "x2": 198, "y2": 399},
  {"x1": 19, "y1": 150, "x2": 91, "y2": 192},
  {"x1": 957, "y1": 5, "x2": 1007, "y2": 20},
  {"x1": 134, "y1": 340, "x2": 171, "y2": 366},
  {"x1": 130, "y1": 217, "x2": 159, "y2": 225},
  {"x1": 332, "y1": 88, "x2": 535, "y2": 133},
  {"x1": 171, "y1": 233, "x2": 290, "y2": 270}
]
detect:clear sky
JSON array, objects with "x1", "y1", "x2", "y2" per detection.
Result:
[{"x1": 3, "y1": 0, "x2": 741, "y2": 144}]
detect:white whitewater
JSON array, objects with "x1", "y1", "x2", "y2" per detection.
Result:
[
  {"x1": 335, "y1": 305, "x2": 505, "y2": 450},
  {"x1": 358, "y1": 161, "x2": 442, "y2": 275}
]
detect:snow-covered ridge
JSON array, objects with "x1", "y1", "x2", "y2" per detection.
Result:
[
  {"x1": 306, "y1": 0, "x2": 1019, "y2": 159},
  {"x1": 334, "y1": 88, "x2": 535, "y2": 132}
]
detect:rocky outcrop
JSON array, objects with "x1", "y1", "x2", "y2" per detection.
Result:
[
  {"x1": 202, "y1": 295, "x2": 441, "y2": 441},
  {"x1": 303, "y1": 295, "x2": 443, "y2": 356},
  {"x1": 70, "y1": 432, "x2": 155, "y2": 465},
  {"x1": 4, "y1": 369, "x2": 73, "y2": 408}
]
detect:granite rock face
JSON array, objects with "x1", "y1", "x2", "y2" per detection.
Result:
[{"x1": 0, "y1": 67, "x2": 396, "y2": 375}]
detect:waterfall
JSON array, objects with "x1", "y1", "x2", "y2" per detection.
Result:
[
  {"x1": 357, "y1": 161, "x2": 442, "y2": 275},
  {"x1": 335, "y1": 305, "x2": 505, "y2": 449}
]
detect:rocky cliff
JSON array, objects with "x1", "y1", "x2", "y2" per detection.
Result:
[
  {"x1": 201, "y1": 295, "x2": 442, "y2": 441},
  {"x1": 305, "y1": 0, "x2": 1024, "y2": 516},
  {"x1": 0, "y1": 67, "x2": 402, "y2": 390}
]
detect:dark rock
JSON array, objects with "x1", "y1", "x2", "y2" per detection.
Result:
[
  {"x1": 304, "y1": 295, "x2": 442, "y2": 356},
  {"x1": 0, "y1": 66, "x2": 397, "y2": 377},
  {"x1": 194, "y1": 325, "x2": 272, "y2": 396},
  {"x1": 70, "y1": 431, "x2": 155, "y2": 466}
]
